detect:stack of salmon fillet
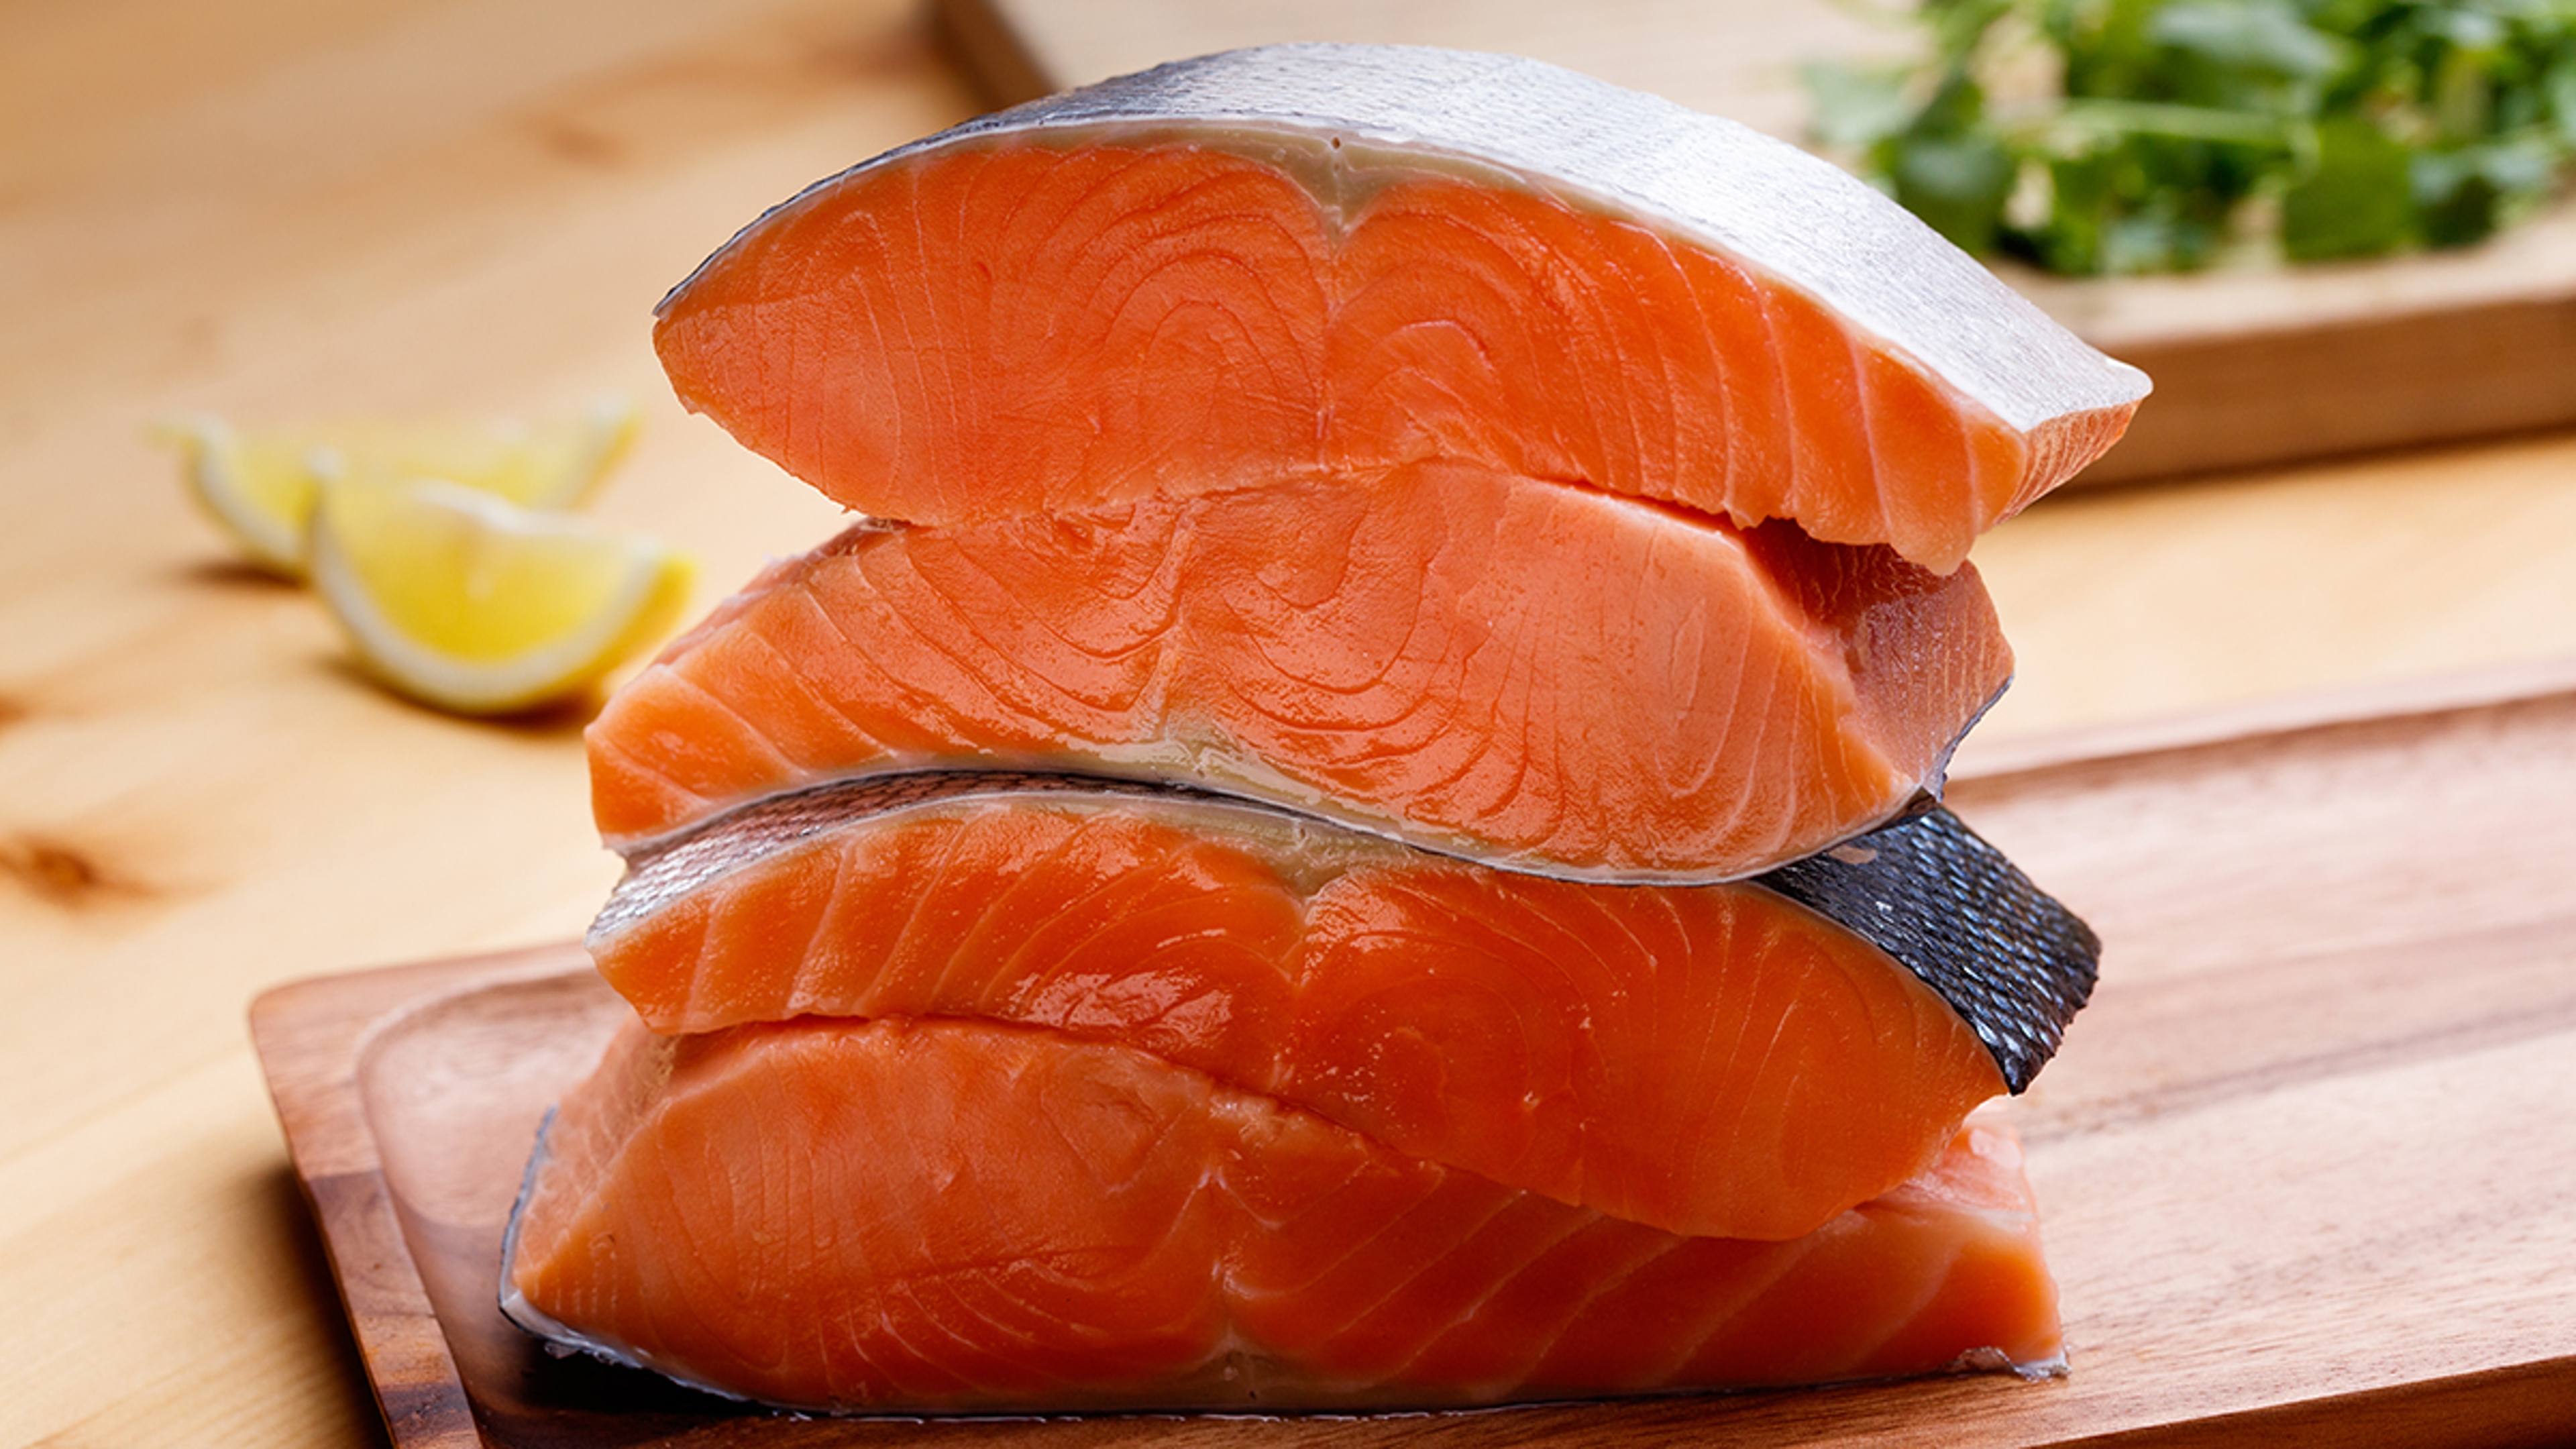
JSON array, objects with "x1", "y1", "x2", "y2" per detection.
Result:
[{"x1": 499, "y1": 44, "x2": 2149, "y2": 1415}]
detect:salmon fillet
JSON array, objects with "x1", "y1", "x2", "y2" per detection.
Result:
[
  {"x1": 516, "y1": 43, "x2": 2122, "y2": 1414},
  {"x1": 586, "y1": 459, "x2": 2014, "y2": 881},
  {"x1": 654, "y1": 45, "x2": 2147, "y2": 572},
  {"x1": 584, "y1": 777, "x2": 2110, "y2": 1240},
  {"x1": 501, "y1": 1014, "x2": 2065, "y2": 1414}
]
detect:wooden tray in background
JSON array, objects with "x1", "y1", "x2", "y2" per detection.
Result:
[
  {"x1": 929, "y1": 0, "x2": 2576, "y2": 486},
  {"x1": 250, "y1": 660, "x2": 2576, "y2": 1448}
]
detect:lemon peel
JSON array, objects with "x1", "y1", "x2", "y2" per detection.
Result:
[
  {"x1": 154, "y1": 396, "x2": 641, "y2": 578},
  {"x1": 309, "y1": 476, "x2": 693, "y2": 716}
]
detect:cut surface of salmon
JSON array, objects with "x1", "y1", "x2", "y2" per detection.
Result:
[
  {"x1": 586, "y1": 459, "x2": 2014, "y2": 882},
  {"x1": 582, "y1": 778, "x2": 2094, "y2": 1240},
  {"x1": 653, "y1": 44, "x2": 2148, "y2": 572},
  {"x1": 502, "y1": 1015, "x2": 2064, "y2": 1414}
]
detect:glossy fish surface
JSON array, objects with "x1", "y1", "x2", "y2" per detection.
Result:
[
  {"x1": 582, "y1": 774, "x2": 2102, "y2": 1240},
  {"x1": 586, "y1": 460, "x2": 2014, "y2": 882},
  {"x1": 655, "y1": 44, "x2": 2146, "y2": 572},
  {"x1": 501, "y1": 1014, "x2": 2065, "y2": 1415},
  {"x1": 513, "y1": 42, "x2": 2128, "y2": 1417}
]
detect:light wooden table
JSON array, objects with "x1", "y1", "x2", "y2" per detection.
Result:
[{"x1": 6, "y1": 3, "x2": 2576, "y2": 1446}]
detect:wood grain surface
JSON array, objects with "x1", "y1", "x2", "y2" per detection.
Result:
[
  {"x1": 934, "y1": 0, "x2": 2576, "y2": 484},
  {"x1": 250, "y1": 667, "x2": 2576, "y2": 1447},
  {"x1": 10, "y1": 3, "x2": 2576, "y2": 1448}
]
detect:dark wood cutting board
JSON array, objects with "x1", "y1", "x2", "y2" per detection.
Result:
[
  {"x1": 250, "y1": 659, "x2": 2576, "y2": 1446},
  {"x1": 930, "y1": 0, "x2": 2576, "y2": 486}
]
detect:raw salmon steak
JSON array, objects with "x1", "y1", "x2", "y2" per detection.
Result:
[
  {"x1": 587, "y1": 459, "x2": 2015, "y2": 881},
  {"x1": 502, "y1": 1014, "x2": 2065, "y2": 1414},
  {"x1": 654, "y1": 44, "x2": 2148, "y2": 572},
  {"x1": 589, "y1": 775, "x2": 2096, "y2": 1240}
]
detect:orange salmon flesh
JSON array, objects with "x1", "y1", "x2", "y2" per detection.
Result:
[
  {"x1": 588, "y1": 788, "x2": 2011, "y2": 1242},
  {"x1": 586, "y1": 460, "x2": 2012, "y2": 882},
  {"x1": 657, "y1": 136, "x2": 2141, "y2": 573},
  {"x1": 518, "y1": 44, "x2": 2133, "y2": 1415},
  {"x1": 502, "y1": 1015, "x2": 2064, "y2": 1414}
]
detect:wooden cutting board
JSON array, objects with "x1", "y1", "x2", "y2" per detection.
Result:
[
  {"x1": 250, "y1": 660, "x2": 2576, "y2": 1447},
  {"x1": 930, "y1": 0, "x2": 2576, "y2": 486}
]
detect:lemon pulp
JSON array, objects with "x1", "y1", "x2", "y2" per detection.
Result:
[
  {"x1": 310, "y1": 477, "x2": 692, "y2": 715},
  {"x1": 156, "y1": 396, "x2": 639, "y2": 578}
]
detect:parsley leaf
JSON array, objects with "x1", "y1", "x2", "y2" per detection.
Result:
[{"x1": 1804, "y1": 0, "x2": 2576, "y2": 274}]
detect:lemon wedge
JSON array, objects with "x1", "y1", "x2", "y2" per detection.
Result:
[
  {"x1": 153, "y1": 413, "x2": 328, "y2": 576},
  {"x1": 309, "y1": 476, "x2": 693, "y2": 715},
  {"x1": 155, "y1": 396, "x2": 641, "y2": 578}
]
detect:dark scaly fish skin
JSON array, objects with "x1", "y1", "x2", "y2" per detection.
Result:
[
  {"x1": 1761, "y1": 805, "x2": 2098, "y2": 1093},
  {"x1": 598, "y1": 770, "x2": 2098, "y2": 1097},
  {"x1": 592, "y1": 769, "x2": 1260, "y2": 941}
]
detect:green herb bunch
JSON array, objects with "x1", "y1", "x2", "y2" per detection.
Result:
[{"x1": 1803, "y1": 0, "x2": 2576, "y2": 273}]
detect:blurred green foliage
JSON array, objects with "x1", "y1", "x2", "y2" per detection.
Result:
[{"x1": 1803, "y1": 0, "x2": 2576, "y2": 273}]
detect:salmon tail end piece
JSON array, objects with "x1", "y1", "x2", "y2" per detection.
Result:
[{"x1": 500, "y1": 1016, "x2": 2066, "y2": 1415}]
